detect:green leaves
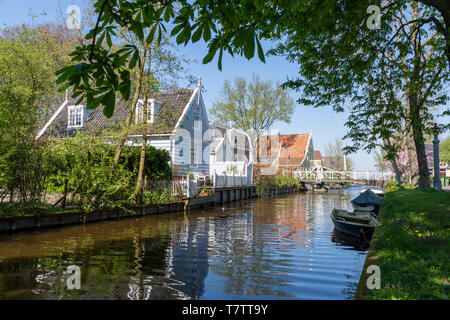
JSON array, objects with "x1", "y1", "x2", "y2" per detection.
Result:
[
  {"x1": 256, "y1": 37, "x2": 265, "y2": 63},
  {"x1": 191, "y1": 23, "x2": 203, "y2": 43},
  {"x1": 118, "y1": 70, "x2": 131, "y2": 101},
  {"x1": 129, "y1": 48, "x2": 140, "y2": 69},
  {"x1": 202, "y1": 42, "x2": 219, "y2": 64},
  {"x1": 243, "y1": 29, "x2": 255, "y2": 60},
  {"x1": 101, "y1": 90, "x2": 115, "y2": 118},
  {"x1": 203, "y1": 22, "x2": 211, "y2": 42},
  {"x1": 56, "y1": 0, "x2": 274, "y2": 119}
]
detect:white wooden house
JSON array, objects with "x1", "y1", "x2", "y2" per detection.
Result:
[
  {"x1": 37, "y1": 79, "x2": 252, "y2": 182},
  {"x1": 209, "y1": 122, "x2": 252, "y2": 176}
]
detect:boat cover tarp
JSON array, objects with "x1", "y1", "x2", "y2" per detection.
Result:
[
  {"x1": 332, "y1": 209, "x2": 375, "y2": 223},
  {"x1": 351, "y1": 189, "x2": 382, "y2": 207}
]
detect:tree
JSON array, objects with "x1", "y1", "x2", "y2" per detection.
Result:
[
  {"x1": 55, "y1": 1, "x2": 450, "y2": 114},
  {"x1": 103, "y1": 17, "x2": 195, "y2": 202},
  {"x1": 323, "y1": 137, "x2": 353, "y2": 171},
  {"x1": 0, "y1": 25, "x2": 75, "y2": 205},
  {"x1": 271, "y1": 1, "x2": 448, "y2": 188},
  {"x1": 373, "y1": 148, "x2": 387, "y2": 172},
  {"x1": 90, "y1": 1, "x2": 196, "y2": 181},
  {"x1": 376, "y1": 150, "x2": 410, "y2": 180},
  {"x1": 210, "y1": 75, "x2": 295, "y2": 160},
  {"x1": 55, "y1": 1, "x2": 449, "y2": 187},
  {"x1": 440, "y1": 136, "x2": 450, "y2": 163}
]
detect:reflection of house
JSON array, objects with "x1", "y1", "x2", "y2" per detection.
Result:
[
  {"x1": 169, "y1": 218, "x2": 211, "y2": 299},
  {"x1": 258, "y1": 133, "x2": 315, "y2": 171}
]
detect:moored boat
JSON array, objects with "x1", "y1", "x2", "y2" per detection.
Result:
[
  {"x1": 352, "y1": 189, "x2": 382, "y2": 212},
  {"x1": 359, "y1": 188, "x2": 384, "y2": 197},
  {"x1": 330, "y1": 208, "x2": 377, "y2": 237}
]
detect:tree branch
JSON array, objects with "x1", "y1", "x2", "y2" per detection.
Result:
[{"x1": 89, "y1": 0, "x2": 108, "y2": 62}]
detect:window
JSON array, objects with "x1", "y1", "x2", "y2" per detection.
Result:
[
  {"x1": 191, "y1": 141, "x2": 195, "y2": 164},
  {"x1": 135, "y1": 99, "x2": 162, "y2": 124},
  {"x1": 68, "y1": 105, "x2": 83, "y2": 128}
]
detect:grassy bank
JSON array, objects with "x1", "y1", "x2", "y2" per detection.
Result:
[{"x1": 355, "y1": 187, "x2": 450, "y2": 300}]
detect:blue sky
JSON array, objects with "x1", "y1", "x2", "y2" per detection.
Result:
[{"x1": 1, "y1": 1, "x2": 448, "y2": 170}]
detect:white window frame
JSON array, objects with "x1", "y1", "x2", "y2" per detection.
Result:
[
  {"x1": 67, "y1": 105, "x2": 84, "y2": 128},
  {"x1": 135, "y1": 99, "x2": 162, "y2": 124}
]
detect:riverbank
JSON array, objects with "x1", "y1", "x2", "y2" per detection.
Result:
[
  {"x1": 0, "y1": 185, "x2": 300, "y2": 233},
  {"x1": 354, "y1": 187, "x2": 450, "y2": 300}
]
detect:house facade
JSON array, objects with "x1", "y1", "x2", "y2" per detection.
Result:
[
  {"x1": 312, "y1": 150, "x2": 323, "y2": 168},
  {"x1": 208, "y1": 122, "x2": 252, "y2": 175},
  {"x1": 37, "y1": 80, "x2": 252, "y2": 177}
]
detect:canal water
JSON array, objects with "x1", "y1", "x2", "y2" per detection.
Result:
[{"x1": 0, "y1": 187, "x2": 369, "y2": 300}]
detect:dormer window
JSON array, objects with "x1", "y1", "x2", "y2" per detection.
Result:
[
  {"x1": 68, "y1": 105, "x2": 84, "y2": 128},
  {"x1": 136, "y1": 99, "x2": 162, "y2": 124}
]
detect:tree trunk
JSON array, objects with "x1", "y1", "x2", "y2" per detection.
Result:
[
  {"x1": 109, "y1": 48, "x2": 148, "y2": 177},
  {"x1": 134, "y1": 100, "x2": 149, "y2": 204},
  {"x1": 134, "y1": 45, "x2": 152, "y2": 204},
  {"x1": 62, "y1": 178, "x2": 68, "y2": 209},
  {"x1": 408, "y1": 94, "x2": 431, "y2": 188},
  {"x1": 391, "y1": 155, "x2": 403, "y2": 185},
  {"x1": 256, "y1": 135, "x2": 260, "y2": 162},
  {"x1": 383, "y1": 138, "x2": 403, "y2": 184},
  {"x1": 404, "y1": 130, "x2": 419, "y2": 185}
]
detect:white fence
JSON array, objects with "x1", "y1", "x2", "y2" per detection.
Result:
[
  {"x1": 178, "y1": 163, "x2": 253, "y2": 197},
  {"x1": 210, "y1": 161, "x2": 249, "y2": 176},
  {"x1": 176, "y1": 176, "x2": 200, "y2": 197},
  {"x1": 208, "y1": 162, "x2": 253, "y2": 187},
  {"x1": 213, "y1": 165, "x2": 253, "y2": 187}
]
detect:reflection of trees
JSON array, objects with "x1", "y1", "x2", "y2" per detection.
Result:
[
  {"x1": 205, "y1": 203, "x2": 300, "y2": 298},
  {"x1": 0, "y1": 187, "x2": 369, "y2": 300},
  {"x1": 0, "y1": 258, "x2": 40, "y2": 299},
  {"x1": 0, "y1": 221, "x2": 181, "y2": 299}
]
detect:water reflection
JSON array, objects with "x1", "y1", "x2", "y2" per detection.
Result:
[{"x1": 0, "y1": 187, "x2": 368, "y2": 300}]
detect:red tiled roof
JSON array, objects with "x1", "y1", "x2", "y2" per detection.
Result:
[
  {"x1": 261, "y1": 133, "x2": 311, "y2": 166},
  {"x1": 314, "y1": 150, "x2": 322, "y2": 160}
]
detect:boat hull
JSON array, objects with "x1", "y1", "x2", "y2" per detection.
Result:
[
  {"x1": 330, "y1": 209, "x2": 376, "y2": 237},
  {"x1": 332, "y1": 219, "x2": 374, "y2": 237}
]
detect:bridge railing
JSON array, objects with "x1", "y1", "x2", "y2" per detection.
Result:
[{"x1": 292, "y1": 170, "x2": 395, "y2": 182}]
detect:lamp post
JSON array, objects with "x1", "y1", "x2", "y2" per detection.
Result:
[{"x1": 432, "y1": 123, "x2": 442, "y2": 190}]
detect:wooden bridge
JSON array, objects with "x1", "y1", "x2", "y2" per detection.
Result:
[{"x1": 293, "y1": 167, "x2": 395, "y2": 184}]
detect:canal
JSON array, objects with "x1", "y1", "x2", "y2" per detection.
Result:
[{"x1": 0, "y1": 187, "x2": 369, "y2": 300}]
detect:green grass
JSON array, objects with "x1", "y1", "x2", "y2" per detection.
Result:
[
  {"x1": 0, "y1": 202, "x2": 71, "y2": 217},
  {"x1": 355, "y1": 187, "x2": 450, "y2": 300}
]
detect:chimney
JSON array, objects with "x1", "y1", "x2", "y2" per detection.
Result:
[{"x1": 197, "y1": 77, "x2": 202, "y2": 104}]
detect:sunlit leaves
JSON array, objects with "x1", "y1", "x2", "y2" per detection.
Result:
[{"x1": 56, "y1": 0, "x2": 271, "y2": 117}]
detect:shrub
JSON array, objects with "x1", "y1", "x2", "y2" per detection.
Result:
[
  {"x1": 275, "y1": 176, "x2": 297, "y2": 187},
  {"x1": 386, "y1": 181, "x2": 400, "y2": 192},
  {"x1": 43, "y1": 132, "x2": 173, "y2": 211}
]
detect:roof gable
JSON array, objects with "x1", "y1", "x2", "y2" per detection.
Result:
[
  {"x1": 314, "y1": 150, "x2": 323, "y2": 160},
  {"x1": 261, "y1": 133, "x2": 311, "y2": 166}
]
